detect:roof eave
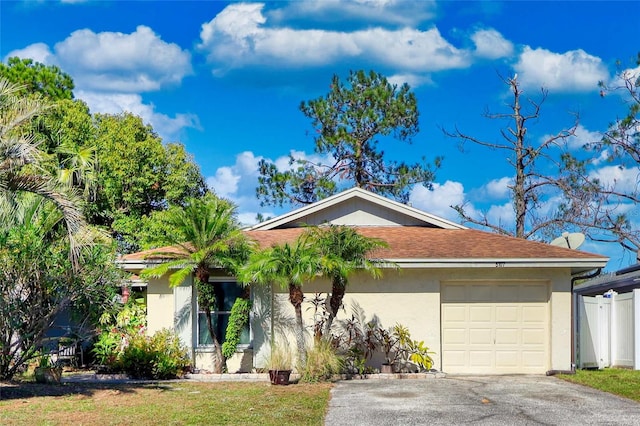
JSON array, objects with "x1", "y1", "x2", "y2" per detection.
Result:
[{"x1": 384, "y1": 257, "x2": 609, "y2": 273}]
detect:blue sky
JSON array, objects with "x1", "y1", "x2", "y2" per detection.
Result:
[{"x1": 2, "y1": 0, "x2": 639, "y2": 270}]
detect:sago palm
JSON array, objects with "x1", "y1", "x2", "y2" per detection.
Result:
[
  {"x1": 142, "y1": 194, "x2": 253, "y2": 373},
  {"x1": 239, "y1": 233, "x2": 322, "y2": 364},
  {"x1": 0, "y1": 78, "x2": 87, "y2": 265},
  {"x1": 307, "y1": 225, "x2": 386, "y2": 337}
]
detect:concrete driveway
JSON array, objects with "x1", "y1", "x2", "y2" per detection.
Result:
[{"x1": 325, "y1": 375, "x2": 640, "y2": 425}]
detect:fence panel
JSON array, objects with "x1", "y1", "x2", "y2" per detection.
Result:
[{"x1": 578, "y1": 295, "x2": 610, "y2": 369}]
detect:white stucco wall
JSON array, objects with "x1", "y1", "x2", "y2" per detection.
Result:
[
  {"x1": 146, "y1": 275, "x2": 174, "y2": 334},
  {"x1": 144, "y1": 267, "x2": 574, "y2": 374},
  {"x1": 262, "y1": 267, "x2": 573, "y2": 374}
]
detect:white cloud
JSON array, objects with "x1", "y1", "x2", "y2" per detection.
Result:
[
  {"x1": 471, "y1": 29, "x2": 513, "y2": 59},
  {"x1": 54, "y1": 26, "x2": 192, "y2": 92},
  {"x1": 486, "y1": 202, "x2": 515, "y2": 226},
  {"x1": 199, "y1": 3, "x2": 470, "y2": 75},
  {"x1": 4, "y1": 43, "x2": 53, "y2": 64},
  {"x1": 205, "y1": 167, "x2": 240, "y2": 199},
  {"x1": 592, "y1": 149, "x2": 611, "y2": 166},
  {"x1": 409, "y1": 180, "x2": 467, "y2": 221},
  {"x1": 483, "y1": 177, "x2": 512, "y2": 199},
  {"x1": 76, "y1": 90, "x2": 199, "y2": 141},
  {"x1": 589, "y1": 165, "x2": 640, "y2": 194},
  {"x1": 514, "y1": 47, "x2": 609, "y2": 92},
  {"x1": 542, "y1": 124, "x2": 602, "y2": 150},
  {"x1": 8, "y1": 26, "x2": 196, "y2": 138},
  {"x1": 206, "y1": 151, "x2": 263, "y2": 199},
  {"x1": 568, "y1": 124, "x2": 602, "y2": 149},
  {"x1": 387, "y1": 73, "x2": 433, "y2": 88}
]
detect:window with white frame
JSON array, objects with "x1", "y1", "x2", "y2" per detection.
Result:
[{"x1": 197, "y1": 280, "x2": 250, "y2": 348}]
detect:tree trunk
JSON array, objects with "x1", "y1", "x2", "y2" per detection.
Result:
[
  {"x1": 323, "y1": 276, "x2": 346, "y2": 337},
  {"x1": 203, "y1": 308, "x2": 225, "y2": 374},
  {"x1": 289, "y1": 282, "x2": 307, "y2": 365},
  {"x1": 196, "y1": 268, "x2": 226, "y2": 374}
]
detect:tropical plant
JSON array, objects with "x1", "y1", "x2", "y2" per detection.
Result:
[
  {"x1": 0, "y1": 77, "x2": 88, "y2": 264},
  {"x1": 307, "y1": 225, "x2": 386, "y2": 337},
  {"x1": 239, "y1": 233, "x2": 322, "y2": 364},
  {"x1": 390, "y1": 324, "x2": 435, "y2": 372},
  {"x1": 0, "y1": 195, "x2": 118, "y2": 380},
  {"x1": 93, "y1": 297, "x2": 147, "y2": 367},
  {"x1": 141, "y1": 194, "x2": 253, "y2": 373}
]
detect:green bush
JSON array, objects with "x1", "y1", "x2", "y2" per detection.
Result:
[
  {"x1": 118, "y1": 329, "x2": 190, "y2": 379},
  {"x1": 151, "y1": 329, "x2": 191, "y2": 379}
]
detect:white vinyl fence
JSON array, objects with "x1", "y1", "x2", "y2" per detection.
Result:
[{"x1": 577, "y1": 289, "x2": 640, "y2": 370}]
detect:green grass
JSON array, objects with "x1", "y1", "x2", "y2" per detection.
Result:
[
  {"x1": 558, "y1": 368, "x2": 640, "y2": 402},
  {"x1": 0, "y1": 381, "x2": 332, "y2": 425}
]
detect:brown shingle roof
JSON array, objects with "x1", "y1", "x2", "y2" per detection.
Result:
[{"x1": 120, "y1": 226, "x2": 604, "y2": 261}]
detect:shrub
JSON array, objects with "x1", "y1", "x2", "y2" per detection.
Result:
[
  {"x1": 151, "y1": 329, "x2": 191, "y2": 379},
  {"x1": 118, "y1": 329, "x2": 190, "y2": 379},
  {"x1": 300, "y1": 339, "x2": 342, "y2": 383}
]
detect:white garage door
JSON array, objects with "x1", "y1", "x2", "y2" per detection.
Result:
[{"x1": 441, "y1": 281, "x2": 549, "y2": 374}]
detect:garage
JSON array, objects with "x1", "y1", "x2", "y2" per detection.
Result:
[{"x1": 441, "y1": 281, "x2": 550, "y2": 374}]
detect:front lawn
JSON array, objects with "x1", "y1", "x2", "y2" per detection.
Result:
[
  {"x1": 558, "y1": 368, "x2": 640, "y2": 402},
  {"x1": 0, "y1": 381, "x2": 332, "y2": 425}
]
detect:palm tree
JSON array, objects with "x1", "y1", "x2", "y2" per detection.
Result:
[
  {"x1": 141, "y1": 194, "x2": 253, "y2": 373},
  {"x1": 0, "y1": 78, "x2": 86, "y2": 265},
  {"x1": 239, "y1": 233, "x2": 322, "y2": 364},
  {"x1": 307, "y1": 225, "x2": 387, "y2": 337}
]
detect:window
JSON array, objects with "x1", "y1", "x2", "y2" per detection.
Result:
[{"x1": 197, "y1": 280, "x2": 250, "y2": 347}]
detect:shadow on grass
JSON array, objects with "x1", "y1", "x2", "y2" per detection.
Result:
[{"x1": 0, "y1": 382, "x2": 175, "y2": 401}]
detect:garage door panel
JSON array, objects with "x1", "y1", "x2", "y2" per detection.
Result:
[
  {"x1": 442, "y1": 281, "x2": 549, "y2": 374},
  {"x1": 443, "y1": 305, "x2": 466, "y2": 321},
  {"x1": 444, "y1": 350, "x2": 466, "y2": 367},
  {"x1": 469, "y1": 351, "x2": 493, "y2": 367},
  {"x1": 522, "y1": 351, "x2": 546, "y2": 367},
  {"x1": 469, "y1": 328, "x2": 492, "y2": 344},
  {"x1": 495, "y1": 328, "x2": 518, "y2": 344},
  {"x1": 496, "y1": 306, "x2": 519, "y2": 322},
  {"x1": 469, "y1": 306, "x2": 492, "y2": 322},
  {"x1": 522, "y1": 329, "x2": 546, "y2": 345},
  {"x1": 495, "y1": 351, "x2": 519, "y2": 367},
  {"x1": 523, "y1": 306, "x2": 546, "y2": 322}
]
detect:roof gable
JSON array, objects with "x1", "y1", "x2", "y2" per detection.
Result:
[{"x1": 250, "y1": 187, "x2": 466, "y2": 230}]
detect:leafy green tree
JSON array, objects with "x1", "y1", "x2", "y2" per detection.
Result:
[
  {"x1": 307, "y1": 225, "x2": 386, "y2": 337},
  {"x1": 257, "y1": 70, "x2": 439, "y2": 207},
  {"x1": 0, "y1": 57, "x2": 74, "y2": 100},
  {"x1": 0, "y1": 78, "x2": 87, "y2": 261},
  {"x1": 239, "y1": 233, "x2": 323, "y2": 364},
  {"x1": 0, "y1": 195, "x2": 119, "y2": 380},
  {"x1": 141, "y1": 194, "x2": 253, "y2": 373},
  {"x1": 91, "y1": 113, "x2": 207, "y2": 252}
]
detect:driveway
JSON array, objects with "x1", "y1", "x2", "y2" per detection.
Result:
[{"x1": 325, "y1": 375, "x2": 640, "y2": 425}]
